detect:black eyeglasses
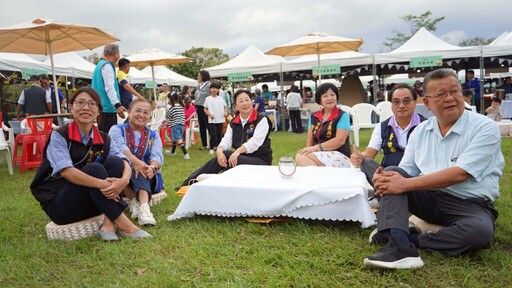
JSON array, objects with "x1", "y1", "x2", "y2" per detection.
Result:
[{"x1": 74, "y1": 100, "x2": 98, "y2": 109}]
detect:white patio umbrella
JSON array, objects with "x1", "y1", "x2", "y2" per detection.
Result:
[
  {"x1": 126, "y1": 48, "x2": 189, "y2": 102},
  {"x1": 0, "y1": 18, "x2": 119, "y2": 116},
  {"x1": 266, "y1": 31, "x2": 363, "y2": 83}
]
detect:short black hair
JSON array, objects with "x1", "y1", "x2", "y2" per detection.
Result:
[
  {"x1": 29, "y1": 75, "x2": 40, "y2": 81},
  {"x1": 262, "y1": 84, "x2": 269, "y2": 89},
  {"x1": 118, "y1": 58, "x2": 130, "y2": 68},
  {"x1": 467, "y1": 70, "x2": 475, "y2": 75},
  {"x1": 210, "y1": 81, "x2": 221, "y2": 89},
  {"x1": 389, "y1": 83, "x2": 417, "y2": 101},
  {"x1": 315, "y1": 83, "x2": 339, "y2": 105},
  {"x1": 290, "y1": 85, "x2": 299, "y2": 93},
  {"x1": 39, "y1": 74, "x2": 50, "y2": 81},
  {"x1": 233, "y1": 89, "x2": 251, "y2": 103},
  {"x1": 491, "y1": 96, "x2": 502, "y2": 104},
  {"x1": 463, "y1": 90, "x2": 473, "y2": 97}
]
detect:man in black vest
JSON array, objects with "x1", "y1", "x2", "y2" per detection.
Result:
[
  {"x1": 350, "y1": 84, "x2": 426, "y2": 188},
  {"x1": 16, "y1": 75, "x2": 52, "y2": 119}
]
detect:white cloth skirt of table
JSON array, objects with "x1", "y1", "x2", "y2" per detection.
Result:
[
  {"x1": 168, "y1": 165, "x2": 376, "y2": 228},
  {"x1": 501, "y1": 100, "x2": 512, "y2": 119},
  {"x1": 498, "y1": 120, "x2": 512, "y2": 137}
]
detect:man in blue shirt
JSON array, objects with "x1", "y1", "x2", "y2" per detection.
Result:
[
  {"x1": 364, "y1": 68, "x2": 504, "y2": 269},
  {"x1": 465, "y1": 70, "x2": 481, "y2": 112}
]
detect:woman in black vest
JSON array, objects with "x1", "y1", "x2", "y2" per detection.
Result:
[
  {"x1": 180, "y1": 89, "x2": 272, "y2": 187},
  {"x1": 295, "y1": 83, "x2": 352, "y2": 167},
  {"x1": 30, "y1": 88, "x2": 152, "y2": 240}
]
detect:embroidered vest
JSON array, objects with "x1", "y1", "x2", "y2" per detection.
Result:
[
  {"x1": 379, "y1": 114, "x2": 426, "y2": 167},
  {"x1": 310, "y1": 107, "x2": 351, "y2": 157},
  {"x1": 230, "y1": 110, "x2": 273, "y2": 165},
  {"x1": 119, "y1": 122, "x2": 156, "y2": 164}
]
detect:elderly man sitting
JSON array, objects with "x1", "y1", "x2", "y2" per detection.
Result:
[
  {"x1": 364, "y1": 68, "x2": 504, "y2": 269},
  {"x1": 350, "y1": 83, "x2": 426, "y2": 188}
]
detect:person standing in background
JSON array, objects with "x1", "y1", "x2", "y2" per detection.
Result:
[
  {"x1": 286, "y1": 85, "x2": 303, "y2": 133},
  {"x1": 92, "y1": 43, "x2": 126, "y2": 133},
  {"x1": 194, "y1": 70, "x2": 211, "y2": 150},
  {"x1": 17, "y1": 75, "x2": 51, "y2": 119},
  {"x1": 466, "y1": 70, "x2": 481, "y2": 112},
  {"x1": 117, "y1": 58, "x2": 144, "y2": 110}
]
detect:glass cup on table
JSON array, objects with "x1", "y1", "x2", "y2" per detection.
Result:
[{"x1": 278, "y1": 156, "x2": 296, "y2": 177}]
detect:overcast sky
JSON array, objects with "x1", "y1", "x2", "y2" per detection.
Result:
[{"x1": 1, "y1": 0, "x2": 509, "y2": 59}]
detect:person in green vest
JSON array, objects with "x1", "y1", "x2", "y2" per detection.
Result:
[{"x1": 92, "y1": 43, "x2": 126, "y2": 133}]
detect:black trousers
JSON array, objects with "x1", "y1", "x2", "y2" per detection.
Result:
[
  {"x1": 208, "y1": 123, "x2": 223, "y2": 149},
  {"x1": 46, "y1": 156, "x2": 128, "y2": 225},
  {"x1": 195, "y1": 105, "x2": 209, "y2": 148},
  {"x1": 99, "y1": 112, "x2": 118, "y2": 134},
  {"x1": 181, "y1": 150, "x2": 268, "y2": 186},
  {"x1": 289, "y1": 110, "x2": 303, "y2": 133},
  {"x1": 377, "y1": 166, "x2": 498, "y2": 256}
]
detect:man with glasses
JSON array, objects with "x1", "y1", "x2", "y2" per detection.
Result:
[
  {"x1": 350, "y1": 84, "x2": 426, "y2": 187},
  {"x1": 364, "y1": 68, "x2": 504, "y2": 269},
  {"x1": 40, "y1": 74, "x2": 66, "y2": 125}
]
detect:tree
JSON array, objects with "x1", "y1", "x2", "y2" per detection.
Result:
[
  {"x1": 170, "y1": 47, "x2": 229, "y2": 79},
  {"x1": 83, "y1": 52, "x2": 100, "y2": 64},
  {"x1": 459, "y1": 37, "x2": 495, "y2": 47},
  {"x1": 384, "y1": 11, "x2": 445, "y2": 50}
]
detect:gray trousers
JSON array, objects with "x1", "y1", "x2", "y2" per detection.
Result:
[
  {"x1": 377, "y1": 166, "x2": 498, "y2": 256},
  {"x1": 360, "y1": 158, "x2": 379, "y2": 190}
]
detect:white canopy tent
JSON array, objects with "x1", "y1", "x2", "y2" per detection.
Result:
[
  {"x1": 282, "y1": 51, "x2": 373, "y2": 72},
  {"x1": 375, "y1": 27, "x2": 480, "y2": 64},
  {"x1": 140, "y1": 65, "x2": 197, "y2": 87},
  {"x1": 206, "y1": 45, "x2": 286, "y2": 78},
  {"x1": 119, "y1": 67, "x2": 164, "y2": 84},
  {"x1": 42, "y1": 52, "x2": 95, "y2": 79},
  {"x1": 482, "y1": 31, "x2": 512, "y2": 58},
  {"x1": 0, "y1": 52, "x2": 49, "y2": 72}
]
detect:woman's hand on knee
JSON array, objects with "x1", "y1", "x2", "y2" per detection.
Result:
[
  {"x1": 228, "y1": 151, "x2": 240, "y2": 167},
  {"x1": 217, "y1": 152, "x2": 228, "y2": 168}
]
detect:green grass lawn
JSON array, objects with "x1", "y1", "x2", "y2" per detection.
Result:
[{"x1": 0, "y1": 129, "x2": 511, "y2": 287}]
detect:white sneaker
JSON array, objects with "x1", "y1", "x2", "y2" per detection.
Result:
[
  {"x1": 209, "y1": 149, "x2": 214, "y2": 155},
  {"x1": 184, "y1": 153, "x2": 190, "y2": 160},
  {"x1": 129, "y1": 199, "x2": 140, "y2": 219},
  {"x1": 165, "y1": 150, "x2": 176, "y2": 156},
  {"x1": 138, "y1": 203, "x2": 156, "y2": 226}
]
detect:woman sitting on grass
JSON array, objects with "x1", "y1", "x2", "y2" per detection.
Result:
[
  {"x1": 30, "y1": 88, "x2": 152, "y2": 240},
  {"x1": 180, "y1": 89, "x2": 273, "y2": 187},
  {"x1": 295, "y1": 82, "x2": 352, "y2": 168},
  {"x1": 109, "y1": 98, "x2": 164, "y2": 227}
]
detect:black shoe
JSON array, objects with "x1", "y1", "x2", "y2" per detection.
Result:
[
  {"x1": 368, "y1": 228, "x2": 389, "y2": 245},
  {"x1": 364, "y1": 236, "x2": 424, "y2": 269}
]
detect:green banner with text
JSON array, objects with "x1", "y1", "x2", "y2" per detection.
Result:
[
  {"x1": 145, "y1": 81, "x2": 157, "y2": 89},
  {"x1": 21, "y1": 68, "x2": 48, "y2": 80},
  {"x1": 312, "y1": 64, "x2": 341, "y2": 76},
  {"x1": 227, "y1": 71, "x2": 252, "y2": 82},
  {"x1": 409, "y1": 56, "x2": 443, "y2": 68}
]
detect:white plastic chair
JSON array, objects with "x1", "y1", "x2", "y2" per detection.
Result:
[
  {"x1": 0, "y1": 123, "x2": 14, "y2": 175},
  {"x1": 350, "y1": 103, "x2": 380, "y2": 147},
  {"x1": 146, "y1": 108, "x2": 166, "y2": 131},
  {"x1": 185, "y1": 116, "x2": 209, "y2": 149},
  {"x1": 376, "y1": 101, "x2": 393, "y2": 122}
]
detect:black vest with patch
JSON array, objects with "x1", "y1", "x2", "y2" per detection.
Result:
[
  {"x1": 230, "y1": 110, "x2": 272, "y2": 165},
  {"x1": 379, "y1": 114, "x2": 426, "y2": 167},
  {"x1": 30, "y1": 123, "x2": 111, "y2": 211},
  {"x1": 310, "y1": 107, "x2": 351, "y2": 157}
]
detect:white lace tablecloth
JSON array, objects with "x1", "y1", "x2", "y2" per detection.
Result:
[
  {"x1": 168, "y1": 165, "x2": 376, "y2": 228},
  {"x1": 498, "y1": 120, "x2": 512, "y2": 137}
]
